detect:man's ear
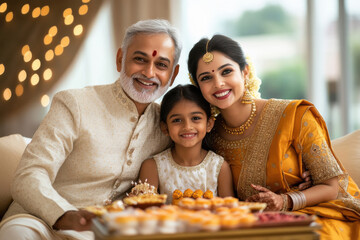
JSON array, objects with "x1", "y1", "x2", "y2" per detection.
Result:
[
  {"x1": 160, "y1": 121, "x2": 169, "y2": 136},
  {"x1": 116, "y1": 48, "x2": 123, "y2": 72},
  {"x1": 169, "y1": 64, "x2": 180, "y2": 87},
  {"x1": 206, "y1": 117, "x2": 215, "y2": 133}
]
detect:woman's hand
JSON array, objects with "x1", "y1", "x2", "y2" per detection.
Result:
[
  {"x1": 53, "y1": 210, "x2": 95, "y2": 231},
  {"x1": 246, "y1": 184, "x2": 284, "y2": 211},
  {"x1": 298, "y1": 171, "x2": 312, "y2": 190}
]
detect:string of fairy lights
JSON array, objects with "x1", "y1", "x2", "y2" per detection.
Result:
[{"x1": 0, "y1": 0, "x2": 90, "y2": 108}]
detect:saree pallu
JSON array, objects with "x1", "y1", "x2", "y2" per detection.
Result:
[{"x1": 210, "y1": 99, "x2": 360, "y2": 239}]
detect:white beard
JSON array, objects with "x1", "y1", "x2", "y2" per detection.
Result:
[{"x1": 119, "y1": 67, "x2": 172, "y2": 104}]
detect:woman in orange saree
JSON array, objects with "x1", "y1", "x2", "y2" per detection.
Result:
[{"x1": 188, "y1": 34, "x2": 360, "y2": 239}]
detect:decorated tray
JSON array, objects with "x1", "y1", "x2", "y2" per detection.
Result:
[
  {"x1": 89, "y1": 184, "x2": 319, "y2": 239},
  {"x1": 92, "y1": 215, "x2": 320, "y2": 240}
]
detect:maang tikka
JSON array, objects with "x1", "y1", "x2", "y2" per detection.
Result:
[{"x1": 202, "y1": 40, "x2": 214, "y2": 64}]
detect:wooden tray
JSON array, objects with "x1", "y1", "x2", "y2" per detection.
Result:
[{"x1": 92, "y1": 216, "x2": 321, "y2": 240}]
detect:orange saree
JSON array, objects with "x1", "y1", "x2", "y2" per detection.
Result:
[{"x1": 209, "y1": 99, "x2": 360, "y2": 239}]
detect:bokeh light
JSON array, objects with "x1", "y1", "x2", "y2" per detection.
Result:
[
  {"x1": 0, "y1": 3, "x2": 7, "y2": 13},
  {"x1": 5, "y1": 12, "x2": 13, "y2": 22},
  {"x1": 0, "y1": 64, "x2": 5, "y2": 75},
  {"x1": 15, "y1": 84, "x2": 24, "y2": 97},
  {"x1": 73, "y1": 24, "x2": 83, "y2": 36},
  {"x1": 63, "y1": 8, "x2": 72, "y2": 18},
  {"x1": 41, "y1": 94, "x2": 50, "y2": 107},
  {"x1": 3, "y1": 88, "x2": 12, "y2": 101},
  {"x1": 64, "y1": 14, "x2": 74, "y2": 25},
  {"x1": 18, "y1": 70, "x2": 27, "y2": 82},
  {"x1": 41, "y1": 5, "x2": 50, "y2": 16},
  {"x1": 21, "y1": 4, "x2": 30, "y2": 14},
  {"x1": 23, "y1": 51, "x2": 32, "y2": 62},
  {"x1": 61, "y1": 36, "x2": 70, "y2": 47},
  {"x1": 30, "y1": 74, "x2": 40, "y2": 85},
  {"x1": 32, "y1": 59, "x2": 41, "y2": 71},
  {"x1": 32, "y1": 7, "x2": 41, "y2": 18},
  {"x1": 21, "y1": 45, "x2": 30, "y2": 56},
  {"x1": 79, "y1": 5, "x2": 88, "y2": 15},
  {"x1": 54, "y1": 45, "x2": 64, "y2": 56},
  {"x1": 44, "y1": 34, "x2": 53, "y2": 45},
  {"x1": 48, "y1": 26, "x2": 58, "y2": 37},
  {"x1": 45, "y1": 49, "x2": 54, "y2": 61},
  {"x1": 43, "y1": 68, "x2": 52, "y2": 81}
]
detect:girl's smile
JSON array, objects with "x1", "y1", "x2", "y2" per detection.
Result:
[{"x1": 165, "y1": 99, "x2": 211, "y2": 148}]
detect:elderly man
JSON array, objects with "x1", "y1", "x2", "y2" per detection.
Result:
[{"x1": 0, "y1": 19, "x2": 181, "y2": 240}]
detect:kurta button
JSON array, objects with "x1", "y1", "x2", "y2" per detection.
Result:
[
  {"x1": 129, "y1": 148, "x2": 134, "y2": 154},
  {"x1": 127, "y1": 160, "x2": 132, "y2": 166},
  {"x1": 132, "y1": 133, "x2": 139, "y2": 140},
  {"x1": 130, "y1": 116, "x2": 137, "y2": 122}
]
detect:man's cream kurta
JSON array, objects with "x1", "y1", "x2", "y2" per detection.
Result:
[{"x1": 2, "y1": 79, "x2": 170, "y2": 228}]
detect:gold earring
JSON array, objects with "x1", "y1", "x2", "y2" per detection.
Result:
[
  {"x1": 188, "y1": 73, "x2": 197, "y2": 86},
  {"x1": 241, "y1": 84, "x2": 253, "y2": 104},
  {"x1": 211, "y1": 105, "x2": 220, "y2": 120}
]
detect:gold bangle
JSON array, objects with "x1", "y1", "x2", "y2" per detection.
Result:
[{"x1": 280, "y1": 194, "x2": 288, "y2": 212}]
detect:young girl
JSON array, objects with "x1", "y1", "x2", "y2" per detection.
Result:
[{"x1": 138, "y1": 84, "x2": 234, "y2": 203}]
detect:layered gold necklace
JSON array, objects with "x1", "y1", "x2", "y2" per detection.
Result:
[{"x1": 221, "y1": 100, "x2": 256, "y2": 135}]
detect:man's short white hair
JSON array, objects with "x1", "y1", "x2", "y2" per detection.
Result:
[{"x1": 121, "y1": 19, "x2": 182, "y2": 67}]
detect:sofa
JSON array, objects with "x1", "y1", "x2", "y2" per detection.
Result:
[{"x1": 1, "y1": 130, "x2": 360, "y2": 220}]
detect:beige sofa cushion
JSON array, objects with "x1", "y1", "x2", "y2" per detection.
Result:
[
  {"x1": 331, "y1": 129, "x2": 360, "y2": 187},
  {"x1": 0, "y1": 134, "x2": 27, "y2": 219}
]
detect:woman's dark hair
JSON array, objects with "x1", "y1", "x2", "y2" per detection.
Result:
[
  {"x1": 187, "y1": 34, "x2": 247, "y2": 86},
  {"x1": 160, "y1": 84, "x2": 211, "y2": 123}
]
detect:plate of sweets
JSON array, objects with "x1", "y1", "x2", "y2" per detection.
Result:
[
  {"x1": 172, "y1": 189, "x2": 266, "y2": 213},
  {"x1": 83, "y1": 199, "x2": 125, "y2": 217},
  {"x1": 122, "y1": 180, "x2": 167, "y2": 209},
  {"x1": 253, "y1": 211, "x2": 316, "y2": 228}
]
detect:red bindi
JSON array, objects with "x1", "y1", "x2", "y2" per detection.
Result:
[
  {"x1": 212, "y1": 70, "x2": 214, "y2": 72},
  {"x1": 152, "y1": 50, "x2": 157, "y2": 57}
]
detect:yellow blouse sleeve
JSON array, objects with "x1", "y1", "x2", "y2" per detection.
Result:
[{"x1": 298, "y1": 108, "x2": 343, "y2": 185}]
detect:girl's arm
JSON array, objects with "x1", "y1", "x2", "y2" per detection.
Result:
[
  {"x1": 217, "y1": 161, "x2": 235, "y2": 197},
  {"x1": 138, "y1": 158, "x2": 159, "y2": 191}
]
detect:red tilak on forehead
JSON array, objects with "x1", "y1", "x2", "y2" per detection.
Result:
[
  {"x1": 152, "y1": 50, "x2": 157, "y2": 57},
  {"x1": 212, "y1": 70, "x2": 214, "y2": 72}
]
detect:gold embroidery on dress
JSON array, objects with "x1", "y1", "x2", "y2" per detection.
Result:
[
  {"x1": 237, "y1": 99, "x2": 291, "y2": 200},
  {"x1": 165, "y1": 148, "x2": 224, "y2": 173},
  {"x1": 210, "y1": 99, "x2": 290, "y2": 200},
  {"x1": 302, "y1": 141, "x2": 343, "y2": 185},
  {"x1": 112, "y1": 80, "x2": 137, "y2": 112}
]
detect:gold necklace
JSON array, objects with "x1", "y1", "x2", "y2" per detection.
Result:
[{"x1": 221, "y1": 100, "x2": 256, "y2": 135}]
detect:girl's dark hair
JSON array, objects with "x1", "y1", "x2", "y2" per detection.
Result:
[
  {"x1": 160, "y1": 84, "x2": 211, "y2": 123},
  {"x1": 187, "y1": 34, "x2": 247, "y2": 86}
]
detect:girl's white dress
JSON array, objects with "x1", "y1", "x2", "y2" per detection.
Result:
[{"x1": 153, "y1": 148, "x2": 224, "y2": 203}]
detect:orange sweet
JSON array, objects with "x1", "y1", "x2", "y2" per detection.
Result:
[
  {"x1": 183, "y1": 189, "x2": 194, "y2": 198},
  {"x1": 172, "y1": 189, "x2": 183, "y2": 199},
  {"x1": 192, "y1": 189, "x2": 203, "y2": 199},
  {"x1": 203, "y1": 190, "x2": 214, "y2": 199}
]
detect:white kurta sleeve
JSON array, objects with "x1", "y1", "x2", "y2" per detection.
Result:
[{"x1": 11, "y1": 91, "x2": 80, "y2": 227}]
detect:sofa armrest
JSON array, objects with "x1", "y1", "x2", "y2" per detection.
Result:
[
  {"x1": 332, "y1": 130, "x2": 360, "y2": 187},
  {"x1": 0, "y1": 134, "x2": 28, "y2": 219}
]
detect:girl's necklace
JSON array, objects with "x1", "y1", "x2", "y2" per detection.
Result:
[{"x1": 221, "y1": 100, "x2": 256, "y2": 135}]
